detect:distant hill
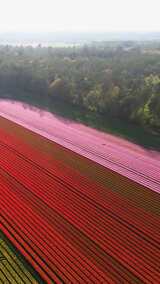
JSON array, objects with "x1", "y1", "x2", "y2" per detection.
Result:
[{"x1": 0, "y1": 31, "x2": 160, "y2": 46}]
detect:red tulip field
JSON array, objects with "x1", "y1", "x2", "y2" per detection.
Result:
[
  {"x1": 0, "y1": 100, "x2": 160, "y2": 193},
  {"x1": 0, "y1": 115, "x2": 160, "y2": 283}
]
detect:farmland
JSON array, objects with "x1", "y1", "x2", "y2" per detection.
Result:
[
  {"x1": 0, "y1": 100, "x2": 160, "y2": 192},
  {"x1": 0, "y1": 113, "x2": 160, "y2": 283},
  {"x1": 0, "y1": 232, "x2": 40, "y2": 283}
]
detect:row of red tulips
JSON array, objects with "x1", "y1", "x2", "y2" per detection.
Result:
[{"x1": 0, "y1": 117, "x2": 160, "y2": 283}]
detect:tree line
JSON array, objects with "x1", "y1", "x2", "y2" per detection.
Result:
[{"x1": 0, "y1": 42, "x2": 160, "y2": 133}]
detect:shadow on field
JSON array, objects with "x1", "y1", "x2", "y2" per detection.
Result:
[{"x1": 1, "y1": 94, "x2": 160, "y2": 151}]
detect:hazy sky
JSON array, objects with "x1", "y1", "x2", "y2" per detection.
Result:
[{"x1": 0, "y1": 0, "x2": 159, "y2": 32}]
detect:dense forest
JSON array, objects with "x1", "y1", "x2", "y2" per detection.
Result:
[{"x1": 0, "y1": 42, "x2": 160, "y2": 135}]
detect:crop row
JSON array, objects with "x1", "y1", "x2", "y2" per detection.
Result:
[
  {"x1": 0, "y1": 120, "x2": 160, "y2": 283},
  {"x1": 0, "y1": 232, "x2": 39, "y2": 283}
]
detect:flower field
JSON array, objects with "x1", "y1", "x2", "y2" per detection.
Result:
[
  {"x1": 0, "y1": 231, "x2": 40, "y2": 283},
  {"x1": 0, "y1": 100, "x2": 160, "y2": 193},
  {"x1": 0, "y1": 115, "x2": 160, "y2": 283}
]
